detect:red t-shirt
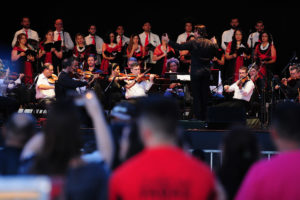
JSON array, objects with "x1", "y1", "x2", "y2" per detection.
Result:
[{"x1": 109, "y1": 146, "x2": 216, "y2": 200}]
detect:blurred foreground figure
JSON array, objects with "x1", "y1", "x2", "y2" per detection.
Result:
[
  {"x1": 109, "y1": 96, "x2": 217, "y2": 200},
  {"x1": 236, "y1": 102, "x2": 300, "y2": 200},
  {"x1": 0, "y1": 113, "x2": 36, "y2": 175}
]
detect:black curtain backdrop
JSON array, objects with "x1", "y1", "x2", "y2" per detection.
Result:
[{"x1": 0, "y1": 2, "x2": 299, "y2": 76}]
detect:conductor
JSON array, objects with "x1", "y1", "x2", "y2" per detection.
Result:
[{"x1": 163, "y1": 25, "x2": 218, "y2": 120}]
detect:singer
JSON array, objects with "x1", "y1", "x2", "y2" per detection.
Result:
[{"x1": 163, "y1": 25, "x2": 218, "y2": 121}]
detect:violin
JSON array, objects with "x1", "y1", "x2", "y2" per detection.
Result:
[
  {"x1": 48, "y1": 74, "x2": 58, "y2": 84},
  {"x1": 76, "y1": 68, "x2": 104, "y2": 80},
  {"x1": 125, "y1": 73, "x2": 159, "y2": 83},
  {"x1": 238, "y1": 76, "x2": 250, "y2": 89}
]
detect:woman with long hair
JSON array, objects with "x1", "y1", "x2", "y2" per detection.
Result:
[
  {"x1": 100, "y1": 31, "x2": 119, "y2": 74},
  {"x1": 11, "y1": 33, "x2": 35, "y2": 84},
  {"x1": 254, "y1": 31, "x2": 276, "y2": 82},
  {"x1": 20, "y1": 91, "x2": 113, "y2": 199},
  {"x1": 39, "y1": 30, "x2": 63, "y2": 73},
  {"x1": 225, "y1": 29, "x2": 250, "y2": 83},
  {"x1": 126, "y1": 34, "x2": 145, "y2": 66}
]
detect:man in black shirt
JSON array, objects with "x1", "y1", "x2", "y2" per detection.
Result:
[
  {"x1": 163, "y1": 25, "x2": 218, "y2": 120},
  {"x1": 55, "y1": 59, "x2": 89, "y2": 99}
]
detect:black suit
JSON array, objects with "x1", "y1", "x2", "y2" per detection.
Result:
[
  {"x1": 169, "y1": 37, "x2": 218, "y2": 120},
  {"x1": 55, "y1": 71, "x2": 88, "y2": 99}
]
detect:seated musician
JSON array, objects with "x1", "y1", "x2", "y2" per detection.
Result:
[
  {"x1": 223, "y1": 66, "x2": 255, "y2": 110},
  {"x1": 248, "y1": 65, "x2": 266, "y2": 117},
  {"x1": 35, "y1": 63, "x2": 56, "y2": 106},
  {"x1": 164, "y1": 58, "x2": 184, "y2": 98},
  {"x1": 55, "y1": 58, "x2": 90, "y2": 99},
  {"x1": 275, "y1": 65, "x2": 300, "y2": 101},
  {"x1": 124, "y1": 62, "x2": 155, "y2": 99},
  {"x1": 105, "y1": 63, "x2": 128, "y2": 109},
  {"x1": 84, "y1": 55, "x2": 102, "y2": 73},
  {"x1": 0, "y1": 69, "x2": 21, "y2": 120}
]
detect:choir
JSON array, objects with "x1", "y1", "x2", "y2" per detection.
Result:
[{"x1": 1, "y1": 16, "x2": 300, "y2": 124}]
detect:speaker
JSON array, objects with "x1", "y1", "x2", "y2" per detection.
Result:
[{"x1": 207, "y1": 105, "x2": 246, "y2": 129}]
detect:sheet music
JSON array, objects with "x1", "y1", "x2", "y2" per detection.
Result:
[{"x1": 176, "y1": 74, "x2": 191, "y2": 81}]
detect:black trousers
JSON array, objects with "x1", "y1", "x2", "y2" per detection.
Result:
[{"x1": 190, "y1": 67, "x2": 210, "y2": 120}]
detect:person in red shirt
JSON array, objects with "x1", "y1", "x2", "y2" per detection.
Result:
[{"x1": 109, "y1": 96, "x2": 217, "y2": 200}]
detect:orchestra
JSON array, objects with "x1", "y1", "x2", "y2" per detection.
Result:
[{"x1": 0, "y1": 17, "x2": 299, "y2": 126}]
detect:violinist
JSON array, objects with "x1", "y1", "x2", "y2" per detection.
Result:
[
  {"x1": 248, "y1": 66, "x2": 266, "y2": 117},
  {"x1": 35, "y1": 63, "x2": 56, "y2": 105},
  {"x1": 55, "y1": 59, "x2": 89, "y2": 99},
  {"x1": 0, "y1": 69, "x2": 20, "y2": 119},
  {"x1": 275, "y1": 66, "x2": 300, "y2": 100},
  {"x1": 83, "y1": 55, "x2": 102, "y2": 88},
  {"x1": 124, "y1": 62, "x2": 155, "y2": 99},
  {"x1": 105, "y1": 63, "x2": 128, "y2": 109},
  {"x1": 224, "y1": 66, "x2": 255, "y2": 109}
]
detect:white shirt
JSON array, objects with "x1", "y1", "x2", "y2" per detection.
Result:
[
  {"x1": 85, "y1": 34, "x2": 104, "y2": 54},
  {"x1": 116, "y1": 35, "x2": 130, "y2": 47},
  {"x1": 228, "y1": 79, "x2": 255, "y2": 102},
  {"x1": 54, "y1": 30, "x2": 74, "y2": 51},
  {"x1": 12, "y1": 28, "x2": 39, "y2": 47},
  {"x1": 176, "y1": 32, "x2": 194, "y2": 44},
  {"x1": 221, "y1": 28, "x2": 235, "y2": 51},
  {"x1": 247, "y1": 32, "x2": 260, "y2": 48},
  {"x1": 247, "y1": 31, "x2": 274, "y2": 48},
  {"x1": 139, "y1": 32, "x2": 160, "y2": 64},
  {"x1": 139, "y1": 32, "x2": 161, "y2": 47},
  {"x1": 35, "y1": 73, "x2": 55, "y2": 99},
  {"x1": 125, "y1": 79, "x2": 153, "y2": 99}
]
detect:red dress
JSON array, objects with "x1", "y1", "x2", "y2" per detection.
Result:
[
  {"x1": 12, "y1": 46, "x2": 33, "y2": 84},
  {"x1": 73, "y1": 45, "x2": 89, "y2": 65},
  {"x1": 39, "y1": 42, "x2": 53, "y2": 64},
  {"x1": 127, "y1": 45, "x2": 144, "y2": 61},
  {"x1": 100, "y1": 43, "x2": 119, "y2": 74},
  {"x1": 226, "y1": 42, "x2": 246, "y2": 82},
  {"x1": 255, "y1": 43, "x2": 275, "y2": 79},
  {"x1": 153, "y1": 44, "x2": 175, "y2": 75}
]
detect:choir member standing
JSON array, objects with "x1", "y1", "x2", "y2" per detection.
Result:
[
  {"x1": 225, "y1": 29, "x2": 250, "y2": 83},
  {"x1": 139, "y1": 22, "x2": 160, "y2": 71},
  {"x1": 38, "y1": 30, "x2": 63, "y2": 73},
  {"x1": 53, "y1": 19, "x2": 74, "y2": 59},
  {"x1": 126, "y1": 34, "x2": 145, "y2": 66},
  {"x1": 152, "y1": 35, "x2": 176, "y2": 76},
  {"x1": 11, "y1": 33, "x2": 35, "y2": 84},
  {"x1": 85, "y1": 24, "x2": 104, "y2": 65},
  {"x1": 12, "y1": 17, "x2": 39, "y2": 48},
  {"x1": 101, "y1": 31, "x2": 120, "y2": 74},
  {"x1": 221, "y1": 17, "x2": 240, "y2": 51}
]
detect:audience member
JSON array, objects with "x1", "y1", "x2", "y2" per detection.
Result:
[
  {"x1": 109, "y1": 96, "x2": 217, "y2": 200},
  {"x1": 236, "y1": 102, "x2": 300, "y2": 200},
  {"x1": 0, "y1": 113, "x2": 36, "y2": 175}
]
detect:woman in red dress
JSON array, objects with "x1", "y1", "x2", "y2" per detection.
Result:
[
  {"x1": 39, "y1": 30, "x2": 63, "y2": 72},
  {"x1": 73, "y1": 33, "x2": 90, "y2": 68},
  {"x1": 126, "y1": 34, "x2": 145, "y2": 66},
  {"x1": 153, "y1": 35, "x2": 176, "y2": 76},
  {"x1": 11, "y1": 33, "x2": 35, "y2": 84},
  {"x1": 100, "y1": 31, "x2": 119, "y2": 74},
  {"x1": 254, "y1": 31, "x2": 276, "y2": 80},
  {"x1": 225, "y1": 29, "x2": 250, "y2": 83}
]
